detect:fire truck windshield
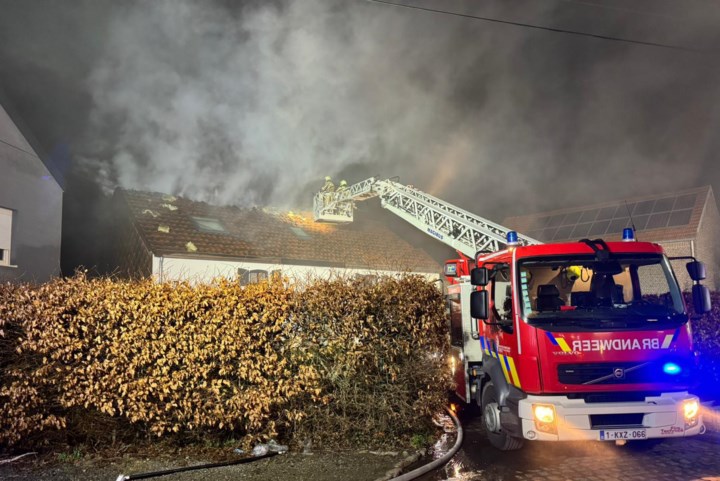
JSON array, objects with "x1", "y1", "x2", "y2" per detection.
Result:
[{"x1": 517, "y1": 254, "x2": 686, "y2": 330}]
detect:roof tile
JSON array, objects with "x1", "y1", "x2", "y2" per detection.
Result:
[{"x1": 118, "y1": 189, "x2": 440, "y2": 273}]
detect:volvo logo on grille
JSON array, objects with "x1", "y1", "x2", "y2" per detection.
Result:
[{"x1": 613, "y1": 368, "x2": 625, "y2": 379}]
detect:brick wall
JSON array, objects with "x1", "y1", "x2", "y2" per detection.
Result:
[
  {"x1": 663, "y1": 239, "x2": 695, "y2": 292},
  {"x1": 695, "y1": 189, "x2": 720, "y2": 290}
]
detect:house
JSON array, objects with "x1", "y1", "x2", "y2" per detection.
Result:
[
  {"x1": 113, "y1": 189, "x2": 441, "y2": 283},
  {"x1": 503, "y1": 185, "x2": 720, "y2": 291},
  {"x1": 0, "y1": 100, "x2": 63, "y2": 282}
]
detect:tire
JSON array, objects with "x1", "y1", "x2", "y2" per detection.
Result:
[{"x1": 481, "y1": 381, "x2": 524, "y2": 451}]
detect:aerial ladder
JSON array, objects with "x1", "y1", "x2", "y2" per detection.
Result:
[{"x1": 313, "y1": 176, "x2": 540, "y2": 260}]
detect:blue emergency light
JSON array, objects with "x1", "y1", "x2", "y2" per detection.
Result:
[
  {"x1": 622, "y1": 228, "x2": 635, "y2": 242},
  {"x1": 662, "y1": 362, "x2": 682, "y2": 376},
  {"x1": 507, "y1": 231, "x2": 519, "y2": 246}
]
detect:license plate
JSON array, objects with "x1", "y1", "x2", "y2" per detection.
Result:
[{"x1": 599, "y1": 429, "x2": 647, "y2": 441}]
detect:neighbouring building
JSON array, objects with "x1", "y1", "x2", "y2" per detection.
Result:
[
  {"x1": 0, "y1": 100, "x2": 63, "y2": 282},
  {"x1": 503, "y1": 185, "x2": 720, "y2": 291},
  {"x1": 113, "y1": 189, "x2": 441, "y2": 283}
]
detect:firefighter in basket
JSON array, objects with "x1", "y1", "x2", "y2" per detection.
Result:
[
  {"x1": 321, "y1": 176, "x2": 335, "y2": 211},
  {"x1": 336, "y1": 180, "x2": 352, "y2": 216}
]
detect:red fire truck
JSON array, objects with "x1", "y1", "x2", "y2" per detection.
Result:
[{"x1": 315, "y1": 178, "x2": 712, "y2": 449}]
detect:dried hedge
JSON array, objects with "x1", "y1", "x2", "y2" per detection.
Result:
[
  {"x1": 0, "y1": 274, "x2": 451, "y2": 449},
  {"x1": 686, "y1": 291, "x2": 720, "y2": 401}
]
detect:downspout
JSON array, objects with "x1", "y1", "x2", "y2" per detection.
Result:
[{"x1": 158, "y1": 255, "x2": 164, "y2": 283}]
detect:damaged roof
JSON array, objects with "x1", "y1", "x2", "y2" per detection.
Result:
[
  {"x1": 115, "y1": 189, "x2": 440, "y2": 273},
  {"x1": 503, "y1": 185, "x2": 714, "y2": 244}
]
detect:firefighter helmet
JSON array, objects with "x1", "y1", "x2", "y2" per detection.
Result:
[
  {"x1": 340, "y1": 180, "x2": 347, "y2": 186},
  {"x1": 566, "y1": 265, "x2": 582, "y2": 282},
  {"x1": 325, "y1": 176, "x2": 331, "y2": 181}
]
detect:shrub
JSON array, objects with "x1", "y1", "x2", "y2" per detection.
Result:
[
  {"x1": 685, "y1": 291, "x2": 720, "y2": 401},
  {"x1": 0, "y1": 273, "x2": 451, "y2": 449}
]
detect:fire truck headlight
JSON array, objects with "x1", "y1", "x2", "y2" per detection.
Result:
[
  {"x1": 533, "y1": 404, "x2": 557, "y2": 434},
  {"x1": 682, "y1": 398, "x2": 699, "y2": 427}
]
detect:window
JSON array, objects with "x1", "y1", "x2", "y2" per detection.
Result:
[
  {"x1": 493, "y1": 267, "x2": 513, "y2": 323},
  {"x1": 518, "y1": 254, "x2": 685, "y2": 331},
  {"x1": 0, "y1": 208, "x2": 12, "y2": 267},
  {"x1": 290, "y1": 227, "x2": 311, "y2": 239},
  {"x1": 191, "y1": 216, "x2": 226, "y2": 233},
  {"x1": 447, "y1": 293, "x2": 463, "y2": 347},
  {"x1": 238, "y1": 268, "x2": 268, "y2": 286},
  {"x1": 248, "y1": 270, "x2": 268, "y2": 284}
]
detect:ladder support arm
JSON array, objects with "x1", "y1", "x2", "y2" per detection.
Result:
[{"x1": 313, "y1": 177, "x2": 540, "y2": 257}]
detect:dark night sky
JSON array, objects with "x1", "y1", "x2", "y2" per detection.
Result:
[{"x1": 1, "y1": 0, "x2": 720, "y2": 273}]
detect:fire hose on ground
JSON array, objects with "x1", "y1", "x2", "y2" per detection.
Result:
[
  {"x1": 114, "y1": 406, "x2": 461, "y2": 481},
  {"x1": 114, "y1": 451, "x2": 278, "y2": 481},
  {"x1": 388, "y1": 406, "x2": 463, "y2": 481}
]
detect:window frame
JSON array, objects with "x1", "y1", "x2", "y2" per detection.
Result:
[
  {"x1": 0, "y1": 207, "x2": 13, "y2": 267},
  {"x1": 190, "y1": 216, "x2": 227, "y2": 233}
]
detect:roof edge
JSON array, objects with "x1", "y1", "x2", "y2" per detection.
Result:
[{"x1": 0, "y1": 87, "x2": 66, "y2": 190}]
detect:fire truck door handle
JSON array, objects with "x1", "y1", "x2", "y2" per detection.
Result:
[{"x1": 470, "y1": 318, "x2": 480, "y2": 339}]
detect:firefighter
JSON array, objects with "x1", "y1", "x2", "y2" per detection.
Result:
[
  {"x1": 336, "y1": 180, "x2": 351, "y2": 216},
  {"x1": 321, "y1": 176, "x2": 335, "y2": 210},
  {"x1": 321, "y1": 176, "x2": 335, "y2": 193}
]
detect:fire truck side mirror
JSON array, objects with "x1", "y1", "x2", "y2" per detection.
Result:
[
  {"x1": 470, "y1": 267, "x2": 489, "y2": 286},
  {"x1": 470, "y1": 290, "x2": 489, "y2": 320},
  {"x1": 692, "y1": 284, "x2": 711, "y2": 314},
  {"x1": 686, "y1": 261, "x2": 706, "y2": 281}
]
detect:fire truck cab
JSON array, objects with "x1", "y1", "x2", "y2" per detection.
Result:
[{"x1": 447, "y1": 230, "x2": 711, "y2": 450}]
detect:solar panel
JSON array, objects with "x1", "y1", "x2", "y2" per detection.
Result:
[
  {"x1": 553, "y1": 226, "x2": 574, "y2": 240},
  {"x1": 547, "y1": 214, "x2": 565, "y2": 228},
  {"x1": 538, "y1": 216, "x2": 552, "y2": 228},
  {"x1": 633, "y1": 215, "x2": 650, "y2": 230},
  {"x1": 516, "y1": 191, "x2": 698, "y2": 242},
  {"x1": 597, "y1": 206, "x2": 616, "y2": 221},
  {"x1": 668, "y1": 209, "x2": 692, "y2": 227},
  {"x1": 542, "y1": 228, "x2": 558, "y2": 241},
  {"x1": 607, "y1": 217, "x2": 630, "y2": 234},
  {"x1": 646, "y1": 212, "x2": 670, "y2": 230},
  {"x1": 673, "y1": 194, "x2": 696, "y2": 210},
  {"x1": 589, "y1": 220, "x2": 610, "y2": 236},
  {"x1": 579, "y1": 209, "x2": 599, "y2": 223},
  {"x1": 571, "y1": 223, "x2": 592, "y2": 238},
  {"x1": 633, "y1": 201, "x2": 655, "y2": 215},
  {"x1": 528, "y1": 228, "x2": 542, "y2": 238},
  {"x1": 563, "y1": 211, "x2": 583, "y2": 224},
  {"x1": 612, "y1": 205, "x2": 629, "y2": 219},
  {"x1": 653, "y1": 197, "x2": 674, "y2": 212}
]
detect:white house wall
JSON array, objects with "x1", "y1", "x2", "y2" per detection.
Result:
[
  {"x1": 0, "y1": 103, "x2": 62, "y2": 282},
  {"x1": 152, "y1": 256, "x2": 439, "y2": 284}
]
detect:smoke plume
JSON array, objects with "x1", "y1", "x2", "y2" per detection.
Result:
[{"x1": 81, "y1": 0, "x2": 720, "y2": 216}]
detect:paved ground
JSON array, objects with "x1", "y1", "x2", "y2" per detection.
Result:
[{"x1": 419, "y1": 405, "x2": 720, "y2": 481}]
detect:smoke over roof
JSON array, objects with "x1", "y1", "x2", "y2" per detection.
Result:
[
  {"x1": 74, "y1": 1, "x2": 720, "y2": 212},
  {"x1": 1, "y1": 0, "x2": 720, "y2": 272}
]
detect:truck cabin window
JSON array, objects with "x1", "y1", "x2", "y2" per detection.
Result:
[
  {"x1": 492, "y1": 267, "x2": 513, "y2": 323},
  {"x1": 518, "y1": 254, "x2": 685, "y2": 330}
]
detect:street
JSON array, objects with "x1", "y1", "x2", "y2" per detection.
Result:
[{"x1": 420, "y1": 410, "x2": 720, "y2": 481}]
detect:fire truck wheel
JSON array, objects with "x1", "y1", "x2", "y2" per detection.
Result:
[{"x1": 481, "y1": 381, "x2": 524, "y2": 451}]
